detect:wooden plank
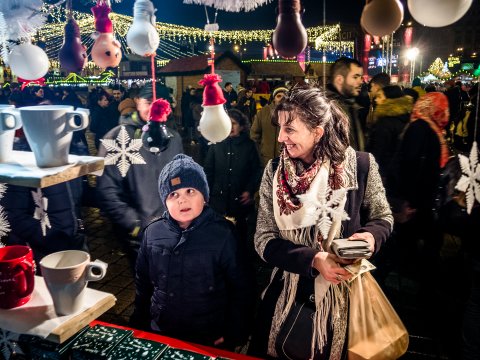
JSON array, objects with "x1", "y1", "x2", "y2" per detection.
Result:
[
  {"x1": 46, "y1": 294, "x2": 116, "y2": 343},
  {"x1": 0, "y1": 151, "x2": 104, "y2": 188}
]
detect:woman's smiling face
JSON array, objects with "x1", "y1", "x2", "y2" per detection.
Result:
[{"x1": 277, "y1": 111, "x2": 323, "y2": 165}]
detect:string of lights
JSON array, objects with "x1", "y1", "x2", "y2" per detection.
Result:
[{"x1": 39, "y1": 5, "x2": 353, "y2": 58}]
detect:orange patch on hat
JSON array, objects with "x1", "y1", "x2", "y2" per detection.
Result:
[{"x1": 171, "y1": 177, "x2": 181, "y2": 186}]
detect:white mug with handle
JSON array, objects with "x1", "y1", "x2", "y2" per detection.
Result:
[
  {"x1": 13, "y1": 105, "x2": 90, "y2": 167},
  {"x1": 0, "y1": 105, "x2": 21, "y2": 162},
  {"x1": 40, "y1": 250, "x2": 108, "y2": 315}
]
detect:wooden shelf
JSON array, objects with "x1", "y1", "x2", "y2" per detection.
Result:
[
  {"x1": 0, "y1": 276, "x2": 116, "y2": 344},
  {"x1": 0, "y1": 151, "x2": 104, "y2": 188}
]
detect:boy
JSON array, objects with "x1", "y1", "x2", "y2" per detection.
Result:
[{"x1": 132, "y1": 154, "x2": 253, "y2": 349}]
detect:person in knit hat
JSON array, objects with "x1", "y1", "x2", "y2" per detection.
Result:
[{"x1": 132, "y1": 154, "x2": 255, "y2": 350}]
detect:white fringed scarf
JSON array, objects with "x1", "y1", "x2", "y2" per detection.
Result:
[{"x1": 269, "y1": 157, "x2": 352, "y2": 359}]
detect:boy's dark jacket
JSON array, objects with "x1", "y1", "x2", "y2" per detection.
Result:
[{"x1": 132, "y1": 206, "x2": 254, "y2": 348}]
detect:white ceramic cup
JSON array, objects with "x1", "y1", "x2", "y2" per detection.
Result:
[
  {"x1": 0, "y1": 105, "x2": 21, "y2": 162},
  {"x1": 39, "y1": 250, "x2": 108, "y2": 316},
  {"x1": 14, "y1": 105, "x2": 90, "y2": 167}
]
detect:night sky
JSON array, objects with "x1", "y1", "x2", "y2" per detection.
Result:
[{"x1": 72, "y1": 0, "x2": 367, "y2": 30}]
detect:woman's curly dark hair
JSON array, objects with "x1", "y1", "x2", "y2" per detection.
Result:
[{"x1": 272, "y1": 84, "x2": 350, "y2": 167}]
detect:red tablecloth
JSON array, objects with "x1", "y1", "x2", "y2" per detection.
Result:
[{"x1": 90, "y1": 320, "x2": 263, "y2": 360}]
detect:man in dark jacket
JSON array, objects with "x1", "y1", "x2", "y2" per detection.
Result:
[
  {"x1": 223, "y1": 82, "x2": 238, "y2": 109},
  {"x1": 96, "y1": 84, "x2": 183, "y2": 269},
  {"x1": 326, "y1": 57, "x2": 366, "y2": 151}
]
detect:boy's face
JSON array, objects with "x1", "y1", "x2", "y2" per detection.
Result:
[{"x1": 165, "y1": 187, "x2": 205, "y2": 229}]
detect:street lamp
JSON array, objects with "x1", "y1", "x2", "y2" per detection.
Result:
[{"x1": 406, "y1": 47, "x2": 419, "y2": 81}]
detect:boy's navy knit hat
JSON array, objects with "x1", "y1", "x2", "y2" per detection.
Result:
[{"x1": 158, "y1": 154, "x2": 209, "y2": 206}]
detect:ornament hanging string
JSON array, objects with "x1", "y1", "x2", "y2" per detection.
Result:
[
  {"x1": 204, "y1": 6, "x2": 218, "y2": 74},
  {"x1": 151, "y1": 54, "x2": 156, "y2": 101},
  {"x1": 66, "y1": 0, "x2": 72, "y2": 19}
]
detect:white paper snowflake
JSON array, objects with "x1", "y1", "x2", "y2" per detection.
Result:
[
  {"x1": 101, "y1": 126, "x2": 146, "y2": 177},
  {"x1": 0, "y1": 329, "x2": 24, "y2": 360},
  {"x1": 0, "y1": 183, "x2": 10, "y2": 244},
  {"x1": 455, "y1": 141, "x2": 480, "y2": 214},
  {"x1": 31, "y1": 188, "x2": 51, "y2": 236},
  {"x1": 298, "y1": 184, "x2": 350, "y2": 240}
]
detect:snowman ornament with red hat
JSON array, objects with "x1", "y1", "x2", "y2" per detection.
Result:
[
  {"x1": 141, "y1": 98, "x2": 174, "y2": 155},
  {"x1": 197, "y1": 74, "x2": 232, "y2": 144}
]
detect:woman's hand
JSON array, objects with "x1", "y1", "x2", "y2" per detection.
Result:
[
  {"x1": 349, "y1": 232, "x2": 375, "y2": 253},
  {"x1": 312, "y1": 252, "x2": 352, "y2": 284}
]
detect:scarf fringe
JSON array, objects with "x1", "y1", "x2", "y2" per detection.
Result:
[{"x1": 312, "y1": 283, "x2": 345, "y2": 358}]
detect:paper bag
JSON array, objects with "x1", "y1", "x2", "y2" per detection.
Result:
[{"x1": 348, "y1": 272, "x2": 409, "y2": 360}]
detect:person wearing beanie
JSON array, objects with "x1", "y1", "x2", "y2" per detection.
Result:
[
  {"x1": 132, "y1": 154, "x2": 255, "y2": 350},
  {"x1": 96, "y1": 84, "x2": 183, "y2": 270},
  {"x1": 250, "y1": 86, "x2": 287, "y2": 166}
]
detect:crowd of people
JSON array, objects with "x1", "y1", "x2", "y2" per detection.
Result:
[{"x1": 0, "y1": 57, "x2": 479, "y2": 359}]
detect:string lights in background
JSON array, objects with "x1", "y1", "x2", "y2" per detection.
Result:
[{"x1": 38, "y1": 5, "x2": 353, "y2": 60}]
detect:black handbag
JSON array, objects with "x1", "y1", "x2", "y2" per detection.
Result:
[{"x1": 275, "y1": 302, "x2": 315, "y2": 360}]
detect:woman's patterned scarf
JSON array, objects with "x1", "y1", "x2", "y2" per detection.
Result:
[
  {"x1": 410, "y1": 92, "x2": 450, "y2": 168},
  {"x1": 276, "y1": 148, "x2": 345, "y2": 216},
  {"x1": 269, "y1": 148, "x2": 350, "y2": 359},
  {"x1": 276, "y1": 149, "x2": 322, "y2": 215}
]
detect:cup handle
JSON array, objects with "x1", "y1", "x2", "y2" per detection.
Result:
[
  {"x1": 14, "y1": 260, "x2": 35, "y2": 298},
  {"x1": 85, "y1": 259, "x2": 108, "y2": 281},
  {"x1": 66, "y1": 108, "x2": 90, "y2": 132},
  {"x1": 0, "y1": 109, "x2": 22, "y2": 131}
]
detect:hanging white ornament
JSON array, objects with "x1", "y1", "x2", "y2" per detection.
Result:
[
  {"x1": 455, "y1": 141, "x2": 480, "y2": 214},
  {"x1": 127, "y1": 0, "x2": 160, "y2": 56},
  {"x1": 183, "y1": 0, "x2": 272, "y2": 12},
  {"x1": 408, "y1": 0, "x2": 473, "y2": 27},
  {"x1": 9, "y1": 42, "x2": 49, "y2": 80},
  {"x1": 101, "y1": 126, "x2": 146, "y2": 177},
  {"x1": 31, "y1": 188, "x2": 51, "y2": 236},
  {"x1": 197, "y1": 74, "x2": 231, "y2": 144}
]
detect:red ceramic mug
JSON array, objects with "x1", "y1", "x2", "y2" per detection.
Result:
[{"x1": 0, "y1": 245, "x2": 35, "y2": 309}]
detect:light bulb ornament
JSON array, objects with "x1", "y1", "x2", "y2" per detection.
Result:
[
  {"x1": 141, "y1": 98, "x2": 173, "y2": 155},
  {"x1": 91, "y1": 1, "x2": 122, "y2": 69},
  {"x1": 59, "y1": 16, "x2": 88, "y2": 73},
  {"x1": 126, "y1": 0, "x2": 160, "y2": 56},
  {"x1": 9, "y1": 42, "x2": 49, "y2": 80},
  {"x1": 197, "y1": 73, "x2": 232, "y2": 144},
  {"x1": 408, "y1": 0, "x2": 472, "y2": 28},
  {"x1": 272, "y1": 0, "x2": 308, "y2": 59},
  {"x1": 360, "y1": 0, "x2": 403, "y2": 37}
]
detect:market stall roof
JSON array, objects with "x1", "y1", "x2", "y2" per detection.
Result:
[{"x1": 158, "y1": 51, "x2": 248, "y2": 76}]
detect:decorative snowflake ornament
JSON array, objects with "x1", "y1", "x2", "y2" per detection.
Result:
[
  {"x1": 31, "y1": 188, "x2": 51, "y2": 236},
  {"x1": 455, "y1": 141, "x2": 480, "y2": 214},
  {"x1": 101, "y1": 126, "x2": 146, "y2": 177},
  {"x1": 0, "y1": 329, "x2": 24, "y2": 360},
  {"x1": 298, "y1": 184, "x2": 350, "y2": 240},
  {"x1": 0, "y1": 183, "x2": 10, "y2": 245}
]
